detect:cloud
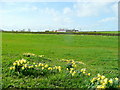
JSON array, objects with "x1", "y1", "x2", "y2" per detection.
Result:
[
  {"x1": 0, "y1": 5, "x2": 39, "y2": 14},
  {"x1": 31, "y1": 6, "x2": 38, "y2": 11},
  {"x1": 53, "y1": 16, "x2": 73, "y2": 24},
  {"x1": 73, "y1": 2, "x2": 112, "y2": 17},
  {"x1": 111, "y1": 3, "x2": 118, "y2": 16},
  {"x1": 0, "y1": 2, "x2": 118, "y2": 31},
  {"x1": 99, "y1": 17, "x2": 117, "y2": 23},
  {"x1": 63, "y1": 7, "x2": 72, "y2": 14},
  {"x1": 41, "y1": 7, "x2": 73, "y2": 24},
  {"x1": 41, "y1": 7, "x2": 58, "y2": 17}
]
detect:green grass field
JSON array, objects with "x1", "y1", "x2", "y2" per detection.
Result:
[
  {"x1": 98, "y1": 31, "x2": 119, "y2": 34},
  {"x1": 2, "y1": 33, "x2": 118, "y2": 88}
]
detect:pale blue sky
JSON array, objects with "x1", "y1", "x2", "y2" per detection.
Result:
[{"x1": 0, "y1": 1, "x2": 118, "y2": 31}]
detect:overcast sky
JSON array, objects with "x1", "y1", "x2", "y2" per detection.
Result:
[{"x1": 0, "y1": 0, "x2": 118, "y2": 31}]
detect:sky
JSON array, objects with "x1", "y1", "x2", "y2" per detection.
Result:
[{"x1": 0, "y1": 0, "x2": 118, "y2": 31}]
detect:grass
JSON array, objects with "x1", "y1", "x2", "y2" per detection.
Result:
[
  {"x1": 98, "y1": 31, "x2": 119, "y2": 34},
  {"x1": 2, "y1": 32, "x2": 118, "y2": 88}
]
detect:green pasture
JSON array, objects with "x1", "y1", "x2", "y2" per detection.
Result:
[
  {"x1": 98, "y1": 31, "x2": 119, "y2": 34},
  {"x1": 2, "y1": 33, "x2": 118, "y2": 88}
]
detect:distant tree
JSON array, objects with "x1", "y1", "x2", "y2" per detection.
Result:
[
  {"x1": 22, "y1": 29, "x2": 25, "y2": 32},
  {"x1": 45, "y1": 30, "x2": 49, "y2": 32},
  {"x1": 28, "y1": 28, "x2": 31, "y2": 32}
]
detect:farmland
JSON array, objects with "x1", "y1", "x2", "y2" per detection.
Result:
[
  {"x1": 97, "y1": 31, "x2": 119, "y2": 34},
  {"x1": 2, "y1": 32, "x2": 119, "y2": 88}
]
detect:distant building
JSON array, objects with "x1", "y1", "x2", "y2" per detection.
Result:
[
  {"x1": 55, "y1": 29, "x2": 66, "y2": 32},
  {"x1": 66, "y1": 30, "x2": 79, "y2": 32},
  {"x1": 53, "y1": 29, "x2": 79, "y2": 32}
]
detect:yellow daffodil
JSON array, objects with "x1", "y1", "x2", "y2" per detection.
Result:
[
  {"x1": 22, "y1": 67, "x2": 25, "y2": 70},
  {"x1": 83, "y1": 71, "x2": 86, "y2": 74},
  {"x1": 33, "y1": 62, "x2": 36, "y2": 64},
  {"x1": 12, "y1": 67, "x2": 15, "y2": 70},
  {"x1": 91, "y1": 79, "x2": 94, "y2": 83},
  {"x1": 101, "y1": 85, "x2": 105, "y2": 88},
  {"x1": 39, "y1": 55, "x2": 44, "y2": 57},
  {"x1": 104, "y1": 78, "x2": 108, "y2": 84},
  {"x1": 13, "y1": 62, "x2": 16, "y2": 66},
  {"x1": 115, "y1": 77, "x2": 118, "y2": 81},
  {"x1": 44, "y1": 64, "x2": 48, "y2": 68},
  {"x1": 73, "y1": 71, "x2": 76, "y2": 74},
  {"x1": 97, "y1": 85, "x2": 102, "y2": 88},
  {"x1": 53, "y1": 67, "x2": 55, "y2": 69},
  {"x1": 35, "y1": 65, "x2": 38, "y2": 67},
  {"x1": 28, "y1": 66, "x2": 31, "y2": 68},
  {"x1": 100, "y1": 80, "x2": 104, "y2": 84},
  {"x1": 108, "y1": 79, "x2": 113, "y2": 84},
  {"x1": 29, "y1": 65, "x2": 33, "y2": 68},
  {"x1": 70, "y1": 68, "x2": 74, "y2": 71},
  {"x1": 101, "y1": 75, "x2": 105, "y2": 79},
  {"x1": 72, "y1": 64, "x2": 77, "y2": 67},
  {"x1": 58, "y1": 66, "x2": 61, "y2": 68},
  {"x1": 97, "y1": 85, "x2": 105, "y2": 88},
  {"x1": 81, "y1": 68, "x2": 86, "y2": 72},
  {"x1": 41, "y1": 64, "x2": 44, "y2": 66},
  {"x1": 24, "y1": 64, "x2": 27, "y2": 68},
  {"x1": 91, "y1": 77, "x2": 97, "y2": 83},
  {"x1": 20, "y1": 60, "x2": 23, "y2": 64},
  {"x1": 48, "y1": 67, "x2": 52, "y2": 70},
  {"x1": 42, "y1": 67, "x2": 44, "y2": 70},
  {"x1": 102, "y1": 82, "x2": 107, "y2": 86},
  {"x1": 97, "y1": 78, "x2": 100, "y2": 81},
  {"x1": 78, "y1": 61, "x2": 85, "y2": 65},
  {"x1": 23, "y1": 59, "x2": 26, "y2": 63},
  {"x1": 70, "y1": 70, "x2": 73, "y2": 73},
  {"x1": 72, "y1": 73, "x2": 75, "y2": 76},
  {"x1": 17, "y1": 62, "x2": 20, "y2": 66},
  {"x1": 38, "y1": 63, "x2": 42, "y2": 66},
  {"x1": 9, "y1": 67, "x2": 13, "y2": 70},
  {"x1": 15, "y1": 60, "x2": 18, "y2": 62},
  {"x1": 72, "y1": 63, "x2": 75, "y2": 65},
  {"x1": 97, "y1": 74, "x2": 101, "y2": 78},
  {"x1": 58, "y1": 68, "x2": 61, "y2": 72},
  {"x1": 87, "y1": 73, "x2": 91, "y2": 76}
]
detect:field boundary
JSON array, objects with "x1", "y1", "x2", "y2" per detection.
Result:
[{"x1": 2, "y1": 31, "x2": 120, "y2": 36}]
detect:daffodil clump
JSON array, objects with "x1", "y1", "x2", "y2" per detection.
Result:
[
  {"x1": 38, "y1": 55, "x2": 44, "y2": 58},
  {"x1": 79, "y1": 68, "x2": 91, "y2": 76},
  {"x1": 23, "y1": 53, "x2": 45, "y2": 58},
  {"x1": 66, "y1": 60, "x2": 77, "y2": 70},
  {"x1": 90, "y1": 74, "x2": 119, "y2": 89},
  {"x1": 9, "y1": 59, "x2": 28, "y2": 72},
  {"x1": 23, "y1": 53, "x2": 36, "y2": 57},
  {"x1": 61, "y1": 59, "x2": 85, "y2": 65},
  {"x1": 9, "y1": 55, "x2": 119, "y2": 89},
  {"x1": 31, "y1": 63, "x2": 62, "y2": 74},
  {"x1": 9, "y1": 59, "x2": 62, "y2": 76},
  {"x1": 67, "y1": 68, "x2": 77, "y2": 76},
  {"x1": 66, "y1": 67, "x2": 91, "y2": 77}
]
